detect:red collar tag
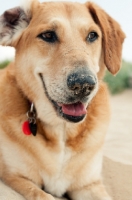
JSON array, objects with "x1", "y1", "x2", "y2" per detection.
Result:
[{"x1": 22, "y1": 121, "x2": 32, "y2": 135}]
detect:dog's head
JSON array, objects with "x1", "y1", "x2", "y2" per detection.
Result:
[{"x1": 0, "y1": 0, "x2": 125, "y2": 124}]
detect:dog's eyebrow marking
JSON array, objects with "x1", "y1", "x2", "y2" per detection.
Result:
[
  {"x1": 49, "y1": 17, "x2": 70, "y2": 29},
  {"x1": 49, "y1": 16, "x2": 99, "y2": 33}
]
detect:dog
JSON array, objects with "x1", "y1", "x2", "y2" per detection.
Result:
[{"x1": 0, "y1": 0, "x2": 125, "y2": 199}]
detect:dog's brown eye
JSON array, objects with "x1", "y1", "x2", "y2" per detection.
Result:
[
  {"x1": 38, "y1": 31, "x2": 58, "y2": 43},
  {"x1": 87, "y1": 32, "x2": 98, "y2": 42}
]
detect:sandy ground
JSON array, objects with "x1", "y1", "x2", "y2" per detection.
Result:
[
  {"x1": 104, "y1": 89, "x2": 132, "y2": 165},
  {"x1": 0, "y1": 89, "x2": 132, "y2": 199},
  {"x1": 103, "y1": 89, "x2": 132, "y2": 200}
]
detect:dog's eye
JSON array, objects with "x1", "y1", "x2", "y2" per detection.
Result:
[
  {"x1": 87, "y1": 32, "x2": 98, "y2": 42},
  {"x1": 38, "y1": 31, "x2": 58, "y2": 43}
]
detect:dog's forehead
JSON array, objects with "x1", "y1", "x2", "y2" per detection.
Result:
[{"x1": 31, "y1": 2, "x2": 94, "y2": 27}]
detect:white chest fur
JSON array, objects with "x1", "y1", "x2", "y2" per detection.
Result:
[
  {"x1": 40, "y1": 143, "x2": 74, "y2": 197},
  {"x1": 40, "y1": 142, "x2": 102, "y2": 198},
  {"x1": 43, "y1": 172, "x2": 70, "y2": 197}
]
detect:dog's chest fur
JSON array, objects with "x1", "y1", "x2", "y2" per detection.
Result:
[
  {"x1": 41, "y1": 140, "x2": 73, "y2": 197},
  {"x1": 36, "y1": 124, "x2": 102, "y2": 197},
  {"x1": 35, "y1": 125, "x2": 77, "y2": 196},
  {"x1": 38, "y1": 135, "x2": 102, "y2": 198}
]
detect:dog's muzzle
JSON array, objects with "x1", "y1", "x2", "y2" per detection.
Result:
[
  {"x1": 39, "y1": 68, "x2": 97, "y2": 123},
  {"x1": 57, "y1": 68, "x2": 97, "y2": 122}
]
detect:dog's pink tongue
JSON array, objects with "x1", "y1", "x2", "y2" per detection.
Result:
[{"x1": 62, "y1": 102, "x2": 87, "y2": 116}]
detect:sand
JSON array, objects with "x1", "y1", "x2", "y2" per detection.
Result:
[
  {"x1": 0, "y1": 89, "x2": 132, "y2": 200},
  {"x1": 102, "y1": 89, "x2": 132, "y2": 200},
  {"x1": 104, "y1": 90, "x2": 132, "y2": 165},
  {"x1": 103, "y1": 157, "x2": 132, "y2": 200}
]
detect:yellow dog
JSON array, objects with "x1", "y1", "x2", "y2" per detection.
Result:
[{"x1": 0, "y1": 0, "x2": 125, "y2": 199}]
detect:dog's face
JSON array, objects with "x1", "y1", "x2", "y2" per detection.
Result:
[
  {"x1": 0, "y1": 0, "x2": 125, "y2": 124},
  {"x1": 16, "y1": 2, "x2": 102, "y2": 123}
]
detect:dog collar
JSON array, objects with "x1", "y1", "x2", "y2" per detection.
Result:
[{"x1": 22, "y1": 103, "x2": 37, "y2": 136}]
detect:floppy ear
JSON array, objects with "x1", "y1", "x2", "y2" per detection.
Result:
[
  {"x1": 0, "y1": 7, "x2": 30, "y2": 47},
  {"x1": 86, "y1": 2, "x2": 125, "y2": 75},
  {"x1": 0, "y1": 0, "x2": 39, "y2": 47}
]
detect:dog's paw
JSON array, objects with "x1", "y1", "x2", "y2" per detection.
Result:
[
  {"x1": 42, "y1": 194, "x2": 55, "y2": 200},
  {"x1": 44, "y1": 194, "x2": 55, "y2": 200},
  {"x1": 34, "y1": 193, "x2": 55, "y2": 200}
]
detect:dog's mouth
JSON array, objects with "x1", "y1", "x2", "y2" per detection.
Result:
[
  {"x1": 54, "y1": 101, "x2": 87, "y2": 123},
  {"x1": 58, "y1": 102, "x2": 87, "y2": 116},
  {"x1": 39, "y1": 73, "x2": 87, "y2": 123}
]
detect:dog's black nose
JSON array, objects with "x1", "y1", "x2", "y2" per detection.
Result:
[{"x1": 67, "y1": 69, "x2": 96, "y2": 96}]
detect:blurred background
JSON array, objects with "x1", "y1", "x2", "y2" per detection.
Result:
[{"x1": 0, "y1": 0, "x2": 132, "y2": 165}]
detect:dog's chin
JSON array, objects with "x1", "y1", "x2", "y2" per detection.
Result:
[
  {"x1": 52, "y1": 101, "x2": 87, "y2": 123},
  {"x1": 62, "y1": 113, "x2": 86, "y2": 123}
]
